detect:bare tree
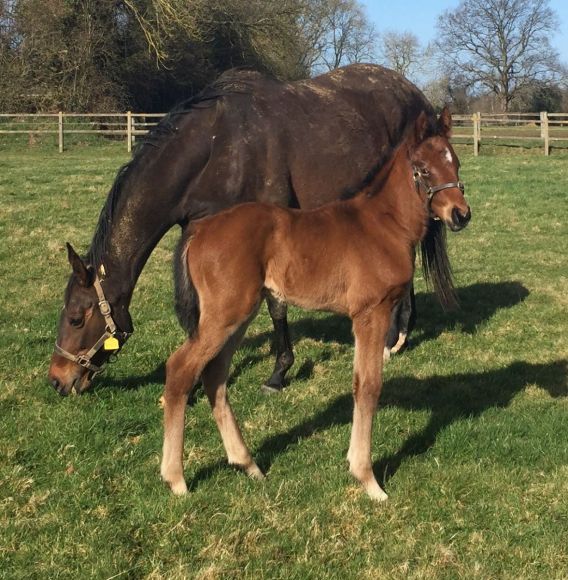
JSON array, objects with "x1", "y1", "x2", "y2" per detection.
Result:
[
  {"x1": 298, "y1": 0, "x2": 376, "y2": 74},
  {"x1": 436, "y1": 0, "x2": 564, "y2": 111},
  {"x1": 378, "y1": 31, "x2": 421, "y2": 80}
]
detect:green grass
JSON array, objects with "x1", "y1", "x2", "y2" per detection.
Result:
[{"x1": 0, "y1": 144, "x2": 567, "y2": 578}]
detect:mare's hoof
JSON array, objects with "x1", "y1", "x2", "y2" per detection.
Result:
[{"x1": 261, "y1": 383, "x2": 284, "y2": 394}]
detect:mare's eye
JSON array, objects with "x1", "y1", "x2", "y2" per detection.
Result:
[
  {"x1": 69, "y1": 317, "x2": 84, "y2": 328},
  {"x1": 421, "y1": 168, "x2": 430, "y2": 176}
]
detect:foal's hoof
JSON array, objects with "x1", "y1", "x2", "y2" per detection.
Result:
[
  {"x1": 168, "y1": 479, "x2": 188, "y2": 496},
  {"x1": 364, "y1": 480, "x2": 388, "y2": 502},
  {"x1": 245, "y1": 463, "x2": 265, "y2": 480}
]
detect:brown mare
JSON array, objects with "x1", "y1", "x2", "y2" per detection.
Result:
[{"x1": 161, "y1": 108, "x2": 470, "y2": 501}]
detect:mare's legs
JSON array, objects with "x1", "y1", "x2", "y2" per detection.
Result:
[
  {"x1": 202, "y1": 325, "x2": 263, "y2": 479},
  {"x1": 384, "y1": 282, "x2": 415, "y2": 361},
  {"x1": 263, "y1": 294, "x2": 295, "y2": 393},
  {"x1": 348, "y1": 306, "x2": 391, "y2": 502}
]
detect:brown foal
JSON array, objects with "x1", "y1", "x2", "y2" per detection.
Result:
[{"x1": 161, "y1": 109, "x2": 470, "y2": 501}]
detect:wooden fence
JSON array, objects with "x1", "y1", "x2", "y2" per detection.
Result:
[
  {"x1": 0, "y1": 112, "x2": 165, "y2": 153},
  {"x1": 1, "y1": 111, "x2": 568, "y2": 155},
  {"x1": 452, "y1": 112, "x2": 568, "y2": 155}
]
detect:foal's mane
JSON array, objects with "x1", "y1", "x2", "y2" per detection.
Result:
[{"x1": 86, "y1": 69, "x2": 264, "y2": 267}]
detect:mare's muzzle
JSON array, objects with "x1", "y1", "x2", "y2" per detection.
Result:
[{"x1": 52, "y1": 275, "x2": 131, "y2": 393}]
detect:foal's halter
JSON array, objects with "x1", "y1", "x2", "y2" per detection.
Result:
[
  {"x1": 413, "y1": 168, "x2": 465, "y2": 207},
  {"x1": 54, "y1": 275, "x2": 131, "y2": 375}
]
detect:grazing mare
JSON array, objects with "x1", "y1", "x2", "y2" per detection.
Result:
[
  {"x1": 48, "y1": 64, "x2": 465, "y2": 396},
  {"x1": 161, "y1": 110, "x2": 470, "y2": 501}
]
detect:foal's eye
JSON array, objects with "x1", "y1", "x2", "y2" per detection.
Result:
[
  {"x1": 69, "y1": 317, "x2": 84, "y2": 328},
  {"x1": 421, "y1": 168, "x2": 430, "y2": 176}
]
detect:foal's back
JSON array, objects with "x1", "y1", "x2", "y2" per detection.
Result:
[{"x1": 187, "y1": 198, "x2": 413, "y2": 318}]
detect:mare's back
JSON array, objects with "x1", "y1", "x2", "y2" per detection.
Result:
[{"x1": 179, "y1": 65, "x2": 433, "y2": 213}]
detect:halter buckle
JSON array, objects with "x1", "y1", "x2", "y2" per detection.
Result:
[{"x1": 99, "y1": 300, "x2": 111, "y2": 317}]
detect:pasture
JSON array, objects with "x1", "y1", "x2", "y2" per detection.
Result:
[{"x1": 1, "y1": 143, "x2": 567, "y2": 578}]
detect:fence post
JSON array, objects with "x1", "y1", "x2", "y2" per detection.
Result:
[
  {"x1": 541, "y1": 111, "x2": 549, "y2": 156},
  {"x1": 473, "y1": 112, "x2": 480, "y2": 157},
  {"x1": 126, "y1": 111, "x2": 132, "y2": 153},
  {"x1": 58, "y1": 111, "x2": 64, "y2": 153}
]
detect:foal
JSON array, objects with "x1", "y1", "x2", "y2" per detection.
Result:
[{"x1": 161, "y1": 110, "x2": 470, "y2": 501}]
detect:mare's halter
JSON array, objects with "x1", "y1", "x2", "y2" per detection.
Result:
[
  {"x1": 54, "y1": 275, "x2": 131, "y2": 376},
  {"x1": 412, "y1": 168, "x2": 465, "y2": 210}
]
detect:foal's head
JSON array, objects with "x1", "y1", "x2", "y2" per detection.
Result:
[
  {"x1": 410, "y1": 107, "x2": 471, "y2": 231},
  {"x1": 48, "y1": 244, "x2": 130, "y2": 395}
]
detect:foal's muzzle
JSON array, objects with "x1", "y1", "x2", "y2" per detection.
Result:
[{"x1": 449, "y1": 206, "x2": 471, "y2": 231}]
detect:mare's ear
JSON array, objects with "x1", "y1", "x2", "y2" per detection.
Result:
[
  {"x1": 437, "y1": 106, "x2": 452, "y2": 137},
  {"x1": 414, "y1": 111, "x2": 430, "y2": 145},
  {"x1": 66, "y1": 243, "x2": 94, "y2": 287}
]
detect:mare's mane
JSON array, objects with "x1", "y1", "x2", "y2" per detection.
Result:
[{"x1": 86, "y1": 69, "x2": 264, "y2": 267}]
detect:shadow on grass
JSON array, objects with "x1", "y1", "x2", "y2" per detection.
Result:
[
  {"x1": 99, "y1": 281, "x2": 528, "y2": 392},
  {"x1": 242, "y1": 280, "x2": 529, "y2": 351},
  {"x1": 189, "y1": 359, "x2": 566, "y2": 490}
]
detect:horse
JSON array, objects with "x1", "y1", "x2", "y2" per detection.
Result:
[
  {"x1": 48, "y1": 64, "x2": 464, "y2": 396},
  {"x1": 159, "y1": 109, "x2": 470, "y2": 501}
]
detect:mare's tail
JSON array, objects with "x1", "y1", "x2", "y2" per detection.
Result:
[
  {"x1": 420, "y1": 218, "x2": 458, "y2": 310},
  {"x1": 174, "y1": 229, "x2": 200, "y2": 337}
]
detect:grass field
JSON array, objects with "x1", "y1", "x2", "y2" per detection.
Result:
[{"x1": 0, "y1": 143, "x2": 567, "y2": 578}]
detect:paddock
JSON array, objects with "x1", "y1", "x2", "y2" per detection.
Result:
[{"x1": 0, "y1": 142, "x2": 566, "y2": 576}]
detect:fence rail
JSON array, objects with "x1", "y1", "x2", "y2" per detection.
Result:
[
  {"x1": 1, "y1": 111, "x2": 568, "y2": 155},
  {"x1": 451, "y1": 112, "x2": 568, "y2": 155},
  {"x1": 0, "y1": 112, "x2": 166, "y2": 153}
]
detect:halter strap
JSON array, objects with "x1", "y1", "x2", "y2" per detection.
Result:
[
  {"x1": 413, "y1": 169, "x2": 465, "y2": 203},
  {"x1": 54, "y1": 273, "x2": 132, "y2": 375}
]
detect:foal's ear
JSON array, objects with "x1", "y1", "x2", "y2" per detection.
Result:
[
  {"x1": 414, "y1": 111, "x2": 430, "y2": 145},
  {"x1": 66, "y1": 242, "x2": 93, "y2": 287},
  {"x1": 437, "y1": 106, "x2": 452, "y2": 137}
]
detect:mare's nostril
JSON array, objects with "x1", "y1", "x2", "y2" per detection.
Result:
[{"x1": 51, "y1": 378, "x2": 60, "y2": 390}]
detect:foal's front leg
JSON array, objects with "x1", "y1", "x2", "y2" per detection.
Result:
[
  {"x1": 348, "y1": 306, "x2": 391, "y2": 502},
  {"x1": 202, "y1": 326, "x2": 263, "y2": 479}
]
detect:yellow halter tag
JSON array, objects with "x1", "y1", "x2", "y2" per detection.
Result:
[{"x1": 103, "y1": 337, "x2": 120, "y2": 351}]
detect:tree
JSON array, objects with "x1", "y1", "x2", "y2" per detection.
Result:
[
  {"x1": 0, "y1": 0, "x2": 377, "y2": 112},
  {"x1": 298, "y1": 0, "x2": 376, "y2": 73},
  {"x1": 435, "y1": 0, "x2": 564, "y2": 111},
  {"x1": 378, "y1": 31, "x2": 421, "y2": 80}
]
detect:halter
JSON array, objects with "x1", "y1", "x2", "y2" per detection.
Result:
[
  {"x1": 54, "y1": 274, "x2": 132, "y2": 376},
  {"x1": 413, "y1": 168, "x2": 465, "y2": 205}
]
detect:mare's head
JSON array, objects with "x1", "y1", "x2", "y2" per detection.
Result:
[
  {"x1": 410, "y1": 107, "x2": 471, "y2": 231},
  {"x1": 48, "y1": 244, "x2": 131, "y2": 395}
]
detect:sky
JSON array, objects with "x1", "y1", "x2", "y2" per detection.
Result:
[{"x1": 360, "y1": 0, "x2": 568, "y2": 63}]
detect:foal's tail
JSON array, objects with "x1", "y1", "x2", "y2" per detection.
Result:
[
  {"x1": 174, "y1": 231, "x2": 200, "y2": 337},
  {"x1": 420, "y1": 218, "x2": 458, "y2": 310}
]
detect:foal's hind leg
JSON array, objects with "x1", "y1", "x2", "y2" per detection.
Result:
[
  {"x1": 202, "y1": 325, "x2": 263, "y2": 479},
  {"x1": 161, "y1": 339, "x2": 204, "y2": 495},
  {"x1": 263, "y1": 294, "x2": 295, "y2": 393},
  {"x1": 161, "y1": 323, "x2": 237, "y2": 495},
  {"x1": 348, "y1": 306, "x2": 391, "y2": 502}
]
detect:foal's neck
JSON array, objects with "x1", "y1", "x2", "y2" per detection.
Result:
[{"x1": 358, "y1": 146, "x2": 427, "y2": 245}]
